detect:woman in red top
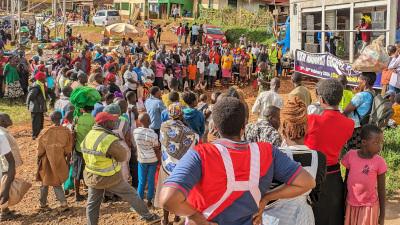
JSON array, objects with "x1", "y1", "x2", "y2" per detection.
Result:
[{"x1": 304, "y1": 79, "x2": 354, "y2": 225}]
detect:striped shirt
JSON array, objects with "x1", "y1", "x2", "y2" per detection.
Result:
[{"x1": 133, "y1": 127, "x2": 159, "y2": 163}]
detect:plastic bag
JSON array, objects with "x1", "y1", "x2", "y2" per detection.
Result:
[
  {"x1": 353, "y1": 35, "x2": 390, "y2": 72},
  {"x1": 0, "y1": 177, "x2": 32, "y2": 209}
]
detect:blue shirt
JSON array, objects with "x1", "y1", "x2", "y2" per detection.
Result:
[
  {"x1": 145, "y1": 96, "x2": 166, "y2": 130},
  {"x1": 350, "y1": 91, "x2": 374, "y2": 128},
  {"x1": 133, "y1": 67, "x2": 143, "y2": 83},
  {"x1": 164, "y1": 139, "x2": 301, "y2": 225}
]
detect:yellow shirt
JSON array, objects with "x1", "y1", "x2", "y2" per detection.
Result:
[
  {"x1": 392, "y1": 104, "x2": 400, "y2": 125},
  {"x1": 221, "y1": 55, "x2": 233, "y2": 70},
  {"x1": 162, "y1": 92, "x2": 187, "y2": 107}
]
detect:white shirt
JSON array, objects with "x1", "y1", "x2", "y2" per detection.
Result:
[
  {"x1": 192, "y1": 25, "x2": 200, "y2": 35},
  {"x1": 124, "y1": 70, "x2": 138, "y2": 90},
  {"x1": 208, "y1": 63, "x2": 219, "y2": 77},
  {"x1": 252, "y1": 90, "x2": 284, "y2": 116},
  {"x1": 197, "y1": 61, "x2": 205, "y2": 74},
  {"x1": 251, "y1": 47, "x2": 260, "y2": 56},
  {"x1": 141, "y1": 66, "x2": 155, "y2": 82},
  {"x1": 0, "y1": 130, "x2": 11, "y2": 156},
  {"x1": 164, "y1": 73, "x2": 173, "y2": 87},
  {"x1": 133, "y1": 127, "x2": 159, "y2": 163}
]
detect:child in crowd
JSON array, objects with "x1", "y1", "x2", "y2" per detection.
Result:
[
  {"x1": 37, "y1": 111, "x2": 73, "y2": 212},
  {"x1": 54, "y1": 86, "x2": 73, "y2": 118},
  {"x1": 197, "y1": 94, "x2": 209, "y2": 143},
  {"x1": 256, "y1": 61, "x2": 271, "y2": 94},
  {"x1": 381, "y1": 45, "x2": 397, "y2": 95},
  {"x1": 208, "y1": 58, "x2": 219, "y2": 89},
  {"x1": 163, "y1": 68, "x2": 174, "y2": 91},
  {"x1": 133, "y1": 113, "x2": 160, "y2": 207},
  {"x1": 197, "y1": 56, "x2": 205, "y2": 82},
  {"x1": 390, "y1": 93, "x2": 400, "y2": 126},
  {"x1": 339, "y1": 75, "x2": 354, "y2": 112},
  {"x1": 182, "y1": 91, "x2": 205, "y2": 141},
  {"x1": 104, "y1": 92, "x2": 115, "y2": 106},
  {"x1": 342, "y1": 125, "x2": 386, "y2": 225},
  {"x1": 195, "y1": 80, "x2": 207, "y2": 94},
  {"x1": 188, "y1": 60, "x2": 197, "y2": 90}
]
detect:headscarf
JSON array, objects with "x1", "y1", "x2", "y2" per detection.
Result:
[
  {"x1": 34, "y1": 72, "x2": 47, "y2": 98},
  {"x1": 281, "y1": 96, "x2": 307, "y2": 141},
  {"x1": 103, "y1": 103, "x2": 121, "y2": 115},
  {"x1": 168, "y1": 103, "x2": 183, "y2": 120},
  {"x1": 70, "y1": 86, "x2": 101, "y2": 117}
]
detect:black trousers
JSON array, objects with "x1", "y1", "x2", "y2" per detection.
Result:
[
  {"x1": 129, "y1": 149, "x2": 139, "y2": 189},
  {"x1": 313, "y1": 170, "x2": 345, "y2": 225},
  {"x1": 148, "y1": 37, "x2": 158, "y2": 50},
  {"x1": 31, "y1": 112, "x2": 44, "y2": 138},
  {"x1": 154, "y1": 77, "x2": 164, "y2": 90}
]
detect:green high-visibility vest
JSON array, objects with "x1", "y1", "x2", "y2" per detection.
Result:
[{"x1": 81, "y1": 129, "x2": 121, "y2": 177}]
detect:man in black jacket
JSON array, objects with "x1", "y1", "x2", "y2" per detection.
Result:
[{"x1": 26, "y1": 71, "x2": 47, "y2": 140}]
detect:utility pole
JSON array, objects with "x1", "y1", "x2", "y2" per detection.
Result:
[
  {"x1": 17, "y1": 0, "x2": 21, "y2": 45},
  {"x1": 63, "y1": 0, "x2": 66, "y2": 39},
  {"x1": 10, "y1": 0, "x2": 14, "y2": 42}
]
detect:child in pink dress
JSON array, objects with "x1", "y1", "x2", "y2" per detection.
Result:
[{"x1": 342, "y1": 124, "x2": 387, "y2": 225}]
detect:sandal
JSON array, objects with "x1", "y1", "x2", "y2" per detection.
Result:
[{"x1": 0, "y1": 210, "x2": 21, "y2": 221}]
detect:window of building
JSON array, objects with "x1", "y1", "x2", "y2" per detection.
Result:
[{"x1": 228, "y1": 0, "x2": 237, "y2": 8}]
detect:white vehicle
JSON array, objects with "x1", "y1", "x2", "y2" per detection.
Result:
[{"x1": 92, "y1": 10, "x2": 121, "y2": 26}]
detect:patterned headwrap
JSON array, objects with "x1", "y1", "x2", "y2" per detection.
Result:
[
  {"x1": 168, "y1": 103, "x2": 183, "y2": 120},
  {"x1": 281, "y1": 96, "x2": 307, "y2": 141}
]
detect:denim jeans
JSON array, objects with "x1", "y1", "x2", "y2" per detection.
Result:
[
  {"x1": 389, "y1": 85, "x2": 400, "y2": 94},
  {"x1": 137, "y1": 162, "x2": 158, "y2": 201}
]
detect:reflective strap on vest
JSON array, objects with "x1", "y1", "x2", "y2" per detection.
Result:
[
  {"x1": 81, "y1": 132, "x2": 109, "y2": 156},
  {"x1": 85, "y1": 161, "x2": 119, "y2": 173},
  {"x1": 202, "y1": 143, "x2": 261, "y2": 219}
]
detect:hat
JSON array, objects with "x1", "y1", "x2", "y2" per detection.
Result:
[
  {"x1": 168, "y1": 103, "x2": 183, "y2": 120},
  {"x1": 34, "y1": 71, "x2": 46, "y2": 81},
  {"x1": 103, "y1": 103, "x2": 121, "y2": 115},
  {"x1": 95, "y1": 112, "x2": 118, "y2": 124}
]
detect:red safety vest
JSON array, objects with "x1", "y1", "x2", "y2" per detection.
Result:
[{"x1": 187, "y1": 142, "x2": 273, "y2": 220}]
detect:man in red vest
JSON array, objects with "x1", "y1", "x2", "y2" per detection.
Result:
[{"x1": 159, "y1": 97, "x2": 315, "y2": 225}]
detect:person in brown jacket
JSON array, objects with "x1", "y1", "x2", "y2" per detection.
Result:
[{"x1": 37, "y1": 111, "x2": 73, "y2": 211}]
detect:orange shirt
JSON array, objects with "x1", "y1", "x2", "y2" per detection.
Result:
[
  {"x1": 188, "y1": 64, "x2": 197, "y2": 80},
  {"x1": 392, "y1": 104, "x2": 400, "y2": 125},
  {"x1": 381, "y1": 69, "x2": 393, "y2": 85}
]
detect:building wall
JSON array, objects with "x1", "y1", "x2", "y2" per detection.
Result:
[
  {"x1": 199, "y1": 0, "x2": 279, "y2": 11},
  {"x1": 290, "y1": 0, "x2": 398, "y2": 61}
]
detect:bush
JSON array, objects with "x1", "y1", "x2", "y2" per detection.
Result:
[
  {"x1": 382, "y1": 127, "x2": 400, "y2": 196},
  {"x1": 224, "y1": 27, "x2": 275, "y2": 46}
]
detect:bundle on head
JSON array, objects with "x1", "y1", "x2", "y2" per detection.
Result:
[{"x1": 281, "y1": 96, "x2": 307, "y2": 141}]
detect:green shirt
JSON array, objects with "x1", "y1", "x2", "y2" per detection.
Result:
[
  {"x1": 75, "y1": 113, "x2": 95, "y2": 152},
  {"x1": 4, "y1": 63, "x2": 19, "y2": 85}
]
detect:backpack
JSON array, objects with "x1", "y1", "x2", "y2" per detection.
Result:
[
  {"x1": 369, "y1": 94, "x2": 394, "y2": 128},
  {"x1": 355, "y1": 91, "x2": 394, "y2": 128}
]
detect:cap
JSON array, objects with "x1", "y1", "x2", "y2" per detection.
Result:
[{"x1": 95, "y1": 112, "x2": 118, "y2": 124}]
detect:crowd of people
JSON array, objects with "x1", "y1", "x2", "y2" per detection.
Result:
[{"x1": 0, "y1": 21, "x2": 397, "y2": 225}]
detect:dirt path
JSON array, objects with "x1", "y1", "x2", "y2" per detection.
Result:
[{"x1": 2, "y1": 68, "x2": 399, "y2": 225}]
